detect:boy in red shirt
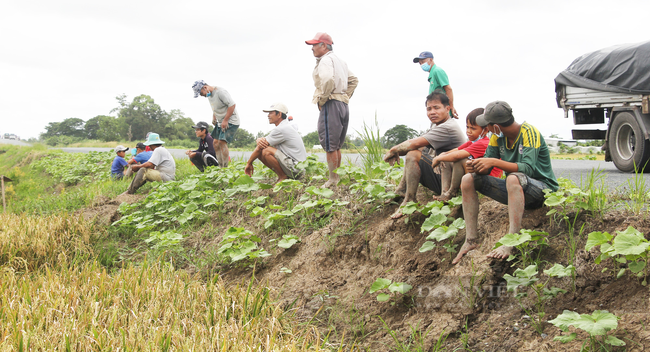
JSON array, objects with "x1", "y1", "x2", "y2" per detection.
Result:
[{"x1": 430, "y1": 108, "x2": 503, "y2": 201}]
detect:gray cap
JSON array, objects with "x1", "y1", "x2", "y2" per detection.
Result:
[
  {"x1": 476, "y1": 101, "x2": 513, "y2": 127},
  {"x1": 114, "y1": 145, "x2": 129, "y2": 153}
]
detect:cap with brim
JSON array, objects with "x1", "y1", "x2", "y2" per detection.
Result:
[
  {"x1": 477, "y1": 101, "x2": 514, "y2": 126},
  {"x1": 136, "y1": 142, "x2": 146, "y2": 149},
  {"x1": 413, "y1": 51, "x2": 434, "y2": 63},
  {"x1": 305, "y1": 32, "x2": 333, "y2": 45},
  {"x1": 192, "y1": 121, "x2": 210, "y2": 130},
  {"x1": 143, "y1": 133, "x2": 165, "y2": 146},
  {"x1": 114, "y1": 145, "x2": 129, "y2": 153},
  {"x1": 262, "y1": 102, "x2": 289, "y2": 115},
  {"x1": 192, "y1": 80, "x2": 206, "y2": 98}
]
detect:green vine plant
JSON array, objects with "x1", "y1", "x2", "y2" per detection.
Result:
[
  {"x1": 586, "y1": 226, "x2": 650, "y2": 286},
  {"x1": 368, "y1": 278, "x2": 413, "y2": 305},
  {"x1": 550, "y1": 310, "x2": 625, "y2": 350},
  {"x1": 217, "y1": 227, "x2": 271, "y2": 266},
  {"x1": 503, "y1": 263, "x2": 575, "y2": 334},
  {"x1": 492, "y1": 229, "x2": 549, "y2": 268}
]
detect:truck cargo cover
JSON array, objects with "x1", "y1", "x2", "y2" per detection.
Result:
[{"x1": 555, "y1": 41, "x2": 650, "y2": 95}]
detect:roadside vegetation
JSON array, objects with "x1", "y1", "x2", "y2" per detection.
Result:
[{"x1": 1, "y1": 142, "x2": 648, "y2": 351}]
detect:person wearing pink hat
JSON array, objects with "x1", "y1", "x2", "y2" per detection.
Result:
[{"x1": 305, "y1": 32, "x2": 359, "y2": 188}]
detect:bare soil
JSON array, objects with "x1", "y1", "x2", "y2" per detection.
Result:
[{"x1": 97, "y1": 185, "x2": 650, "y2": 351}]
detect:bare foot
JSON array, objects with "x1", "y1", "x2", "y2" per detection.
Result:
[
  {"x1": 390, "y1": 209, "x2": 405, "y2": 220},
  {"x1": 452, "y1": 239, "x2": 479, "y2": 265},
  {"x1": 384, "y1": 192, "x2": 405, "y2": 205},
  {"x1": 322, "y1": 179, "x2": 337, "y2": 188},
  {"x1": 487, "y1": 246, "x2": 513, "y2": 260}
]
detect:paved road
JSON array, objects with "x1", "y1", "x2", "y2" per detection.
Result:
[
  {"x1": 54, "y1": 147, "x2": 649, "y2": 191},
  {"x1": 0, "y1": 139, "x2": 31, "y2": 146}
]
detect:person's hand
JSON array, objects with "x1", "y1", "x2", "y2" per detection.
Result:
[
  {"x1": 221, "y1": 120, "x2": 229, "y2": 131},
  {"x1": 244, "y1": 163, "x2": 254, "y2": 177},
  {"x1": 383, "y1": 150, "x2": 399, "y2": 166},
  {"x1": 185, "y1": 150, "x2": 191, "y2": 156},
  {"x1": 431, "y1": 156, "x2": 441, "y2": 169},
  {"x1": 256, "y1": 138, "x2": 269, "y2": 149},
  {"x1": 451, "y1": 107, "x2": 459, "y2": 119},
  {"x1": 471, "y1": 158, "x2": 496, "y2": 173}
]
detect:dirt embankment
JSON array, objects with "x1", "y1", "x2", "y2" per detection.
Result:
[{"x1": 96, "y1": 186, "x2": 650, "y2": 351}]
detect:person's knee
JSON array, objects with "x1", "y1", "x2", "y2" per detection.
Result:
[
  {"x1": 461, "y1": 173, "x2": 475, "y2": 190},
  {"x1": 261, "y1": 148, "x2": 274, "y2": 158},
  {"x1": 506, "y1": 174, "x2": 523, "y2": 192},
  {"x1": 405, "y1": 150, "x2": 421, "y2": 164}
]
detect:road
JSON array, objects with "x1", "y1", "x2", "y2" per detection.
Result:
[{"x1": 51, "y1": 147, "x2": 649, "y2": 192}]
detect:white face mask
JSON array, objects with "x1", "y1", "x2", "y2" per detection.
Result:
[{"x1": 493, "y1": 125, "x2": 504, "y2": 138}]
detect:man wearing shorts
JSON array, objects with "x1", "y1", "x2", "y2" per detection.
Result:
[
  {"x1": 192, "y1": 80, "x2": 240, "y2": 167},
  {"x1": 125, "y1": 133, "x2": 176, "y2": 194},
  {"x1": 305, "y1": 32, "x2": 359, "y2": 187},
  {"x1": 452, "y1": 101, "x2": 558, "y2": 265},
  {"x1": 245, "y1": 103, "x2": 307, "y2": 182},
  {"x1": 383, "y1": 91, "x2": 466, "y2": 219}
]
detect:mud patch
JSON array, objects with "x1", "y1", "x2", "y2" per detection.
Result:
[{"x1": 76, "y1": 193, "x2": 144, "y2": 226}]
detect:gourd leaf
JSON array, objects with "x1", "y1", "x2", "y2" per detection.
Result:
[
  {"x1": 369, "y1": 278, "x2": 392, "y2": 293},
  {"x1": 419, "y1": 241, "x2": 436, "y2": 253},
  {"x1": 388, "y1": 282, "x2": 412, "y2": 294}
]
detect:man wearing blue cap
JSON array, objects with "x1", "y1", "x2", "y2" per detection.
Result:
[
  {"x1": 125, "y1": 133, "x2": 176, "y2": 194},
  {"x1": 413, "y1": 51, "x2": 458, "y2": 118},
  {"x1": 191, "y1": 80, "x2": 240, "y2": 167}
]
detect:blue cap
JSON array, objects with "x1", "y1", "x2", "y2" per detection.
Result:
[{"x1": 413, "y1": 51, "x2": 433, "y2": 63}]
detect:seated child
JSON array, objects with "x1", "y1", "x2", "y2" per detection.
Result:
[
  {"x1": 111, "y1": 145, "x2": 130, "y2": 180},
  {"x1": 430, "y1": 108, "x2": 503, "y2": 201}
]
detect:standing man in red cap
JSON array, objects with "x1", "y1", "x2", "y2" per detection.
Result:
[
  {"x1": 413, "y1": 51, "x2": 458, "y2": 119},
  {"x1": 306, "y1": 32, "x2": 359, "y2": 188}
]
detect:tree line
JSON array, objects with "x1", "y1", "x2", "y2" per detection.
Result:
[{"x1": 40, "y1": 94, "x2": 421, "y2": 149}]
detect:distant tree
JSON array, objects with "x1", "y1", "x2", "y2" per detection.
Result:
[
  {"x1": 256, "y1": 131, "x2": 266, "y2": 139},
  {"x1": 113, "y1": 94, "x2": 170, "y2": 141},
  {"x1": 162, "y1": 109, "x2": 196, "y2": 141},
  {"x1": 382, "y1": 124, "x2": 418, "y2": 148},
  {"x1": 230, "y1": 128, "x2": 256, "y2": 148},
  {"x1": 302, "y1": 131, "x2": 320, "y2": 149},
  {"x1": 42, "y1": 118, "x2": 86, "y2": 138}
]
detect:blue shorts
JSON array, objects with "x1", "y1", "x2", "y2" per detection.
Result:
[
  {"x1": 473, "y1": 173, "x2": 549, "y2": 210},
  {"x1": 211, "y1": 123, "x2": 239, "y2": 144}
]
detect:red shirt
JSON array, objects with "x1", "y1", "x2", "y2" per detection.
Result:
[{"x1": 458, "y1": 137, "x2": 504, "y2": 178}]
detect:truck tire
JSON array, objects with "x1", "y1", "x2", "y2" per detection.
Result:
[{"x1": 609, "y1": 112, "x2": 650, "y2": 172}]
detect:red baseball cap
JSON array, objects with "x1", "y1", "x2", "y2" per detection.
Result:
[{"x1": 305, "y1": 32, "x2": 333, "y2": 45}]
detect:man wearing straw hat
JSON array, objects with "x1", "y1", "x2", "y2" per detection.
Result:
[{"x1": 125, "y1": 133, "x2": 176, "y2": 194}]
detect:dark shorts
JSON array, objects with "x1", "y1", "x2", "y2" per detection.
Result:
[
  {"x1": 111, "y1": 171, "x2": 124, "y2": 180},
  {"x1": 211, "y1": 123, "x2": 239, "y2": 144},
  {"x1": 318, "y1": 100, "x2": 349, "y2": 152},
  {"x1": 419, "y1": 153, "x2": 442, "y2": 195},
  {"x1": 473, "y1": 173, "x2": 549, "y2": 210}
]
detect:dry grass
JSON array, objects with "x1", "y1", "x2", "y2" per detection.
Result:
[
  {"x1": 0, "y1": 262, "x2": 327, "y2": 351},
  {"x1": 0, "y1": 213, "x2": 333, "y2": 351},
  {"x1": 0, "y1": 213, "x2": 95, "y2": 273}
]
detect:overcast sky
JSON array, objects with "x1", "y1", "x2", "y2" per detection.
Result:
[{"x1": 2, "y1": 0, "x2": 649, "y2": 141}]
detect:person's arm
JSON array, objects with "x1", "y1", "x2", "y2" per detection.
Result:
[
  {"x1": 132, "y1": 161, "x2": 155, "y2": 172},
  {"x1": 317, "y1": 57, "x2": 335, "y2": 107},
  {"x1": 221, "y1": 105, "x2": 236, "y2": 130},
  {"x1": 346, "y1": 70, "x2": 359, "y2": 99},
  {"x1": 383, "y1": 137, "x2": 430, "y2": 165},
  {"x1": 443, "y1": 85, "x2": 458, "y2": 119},
  {"x1": 245, "y1": 146, "x2": 263, "y2": 176},
  {"x1": 256, "y1": 137, "x2": 270, "y2": 150},
  {"x1": 431, "y1": 149, "x2": 471, "y2": 168}
]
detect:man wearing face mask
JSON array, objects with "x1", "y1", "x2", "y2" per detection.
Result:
[
  {"x1": 306, "y1": 32, "x2": 359, "y2": 188},
  {"x1": 413, "y1": 51, "x2": 458, "y2": 119},
  {"x1": 452, "y1": 101, "x2": 558, "y2": 265},
  {"x1": 191, "y1": 80, "x2": 240, "y2": 167}
]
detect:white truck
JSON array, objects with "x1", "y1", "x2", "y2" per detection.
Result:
[{"x1": 555, "y1": 41, "x2": 650, "y2": 172}]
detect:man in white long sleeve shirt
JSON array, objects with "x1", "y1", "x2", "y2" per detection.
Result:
[{"x1": 305, "y1": 32, "x2": 359, "y2": 188}]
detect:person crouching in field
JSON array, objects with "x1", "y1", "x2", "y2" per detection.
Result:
[
  {"x1": 452, "y1": 101, "x2": 558, "y2": 265},
  {"x1": 383, "y1": 91, "x2": 467, "y2": 219},
  {"x1": 124, "y1": 133, "x2": 176, "y2": 194},
  {"x1": 245, "y1": 103, "x2": 307, "y2": 183},
  {"x1": 186, "y1": 121, "x2": 218, "y2": 172},
  {"x1": 429, "y1": 108, "x2": 504, "y2": 201},
  {"x1": 124, "y1": 142, "x2": 152, "y2": 177},
  {"x1": 111, "y1": 145, "x2": 129, "y2": 180}
]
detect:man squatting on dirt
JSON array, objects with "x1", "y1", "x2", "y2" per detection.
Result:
[
  {"x1": 306, "y1": 32, "x2": 359, "y2": 188},
  {"x1": 383, "y1": 91, "x2": 466, "y2": 219},
  {"x1": 452, "y1": 101, "x2": 558, "y2": 265},
  {"x1": 245, "y1": 103, "x2": 307, "y2": 182},
  {"x1": 185, "y1": 121, "x2": 218, "y2": 172},
  {"x1": 125, "y1": 133, "x2": 176, "y2": 195},
  {"x1": 192, "y1": 80, "x2": 240, "y2": 168}
]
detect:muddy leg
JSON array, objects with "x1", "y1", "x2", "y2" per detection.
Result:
[
  {"x1": 487, "y1": 175, "x2": 524, "y2": 259},
  {"x1": 127, "y1": 168, "x2": 147, "y2": 194},
  {"x1": 390, "y1": 150, "x2": 421, "y2": 219},
  {"x1": 322, "y1": 150, "x2": 341, "y2": 188},
  {"x1": 438, "y1": 160, "x2": 465, "y2": 201},
  {"x1": 214, "y1": 140, "x2": 230, "y2": 168},
  {"x1": 453, "y1": 173, "x2": 480, "y2": 264}
]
